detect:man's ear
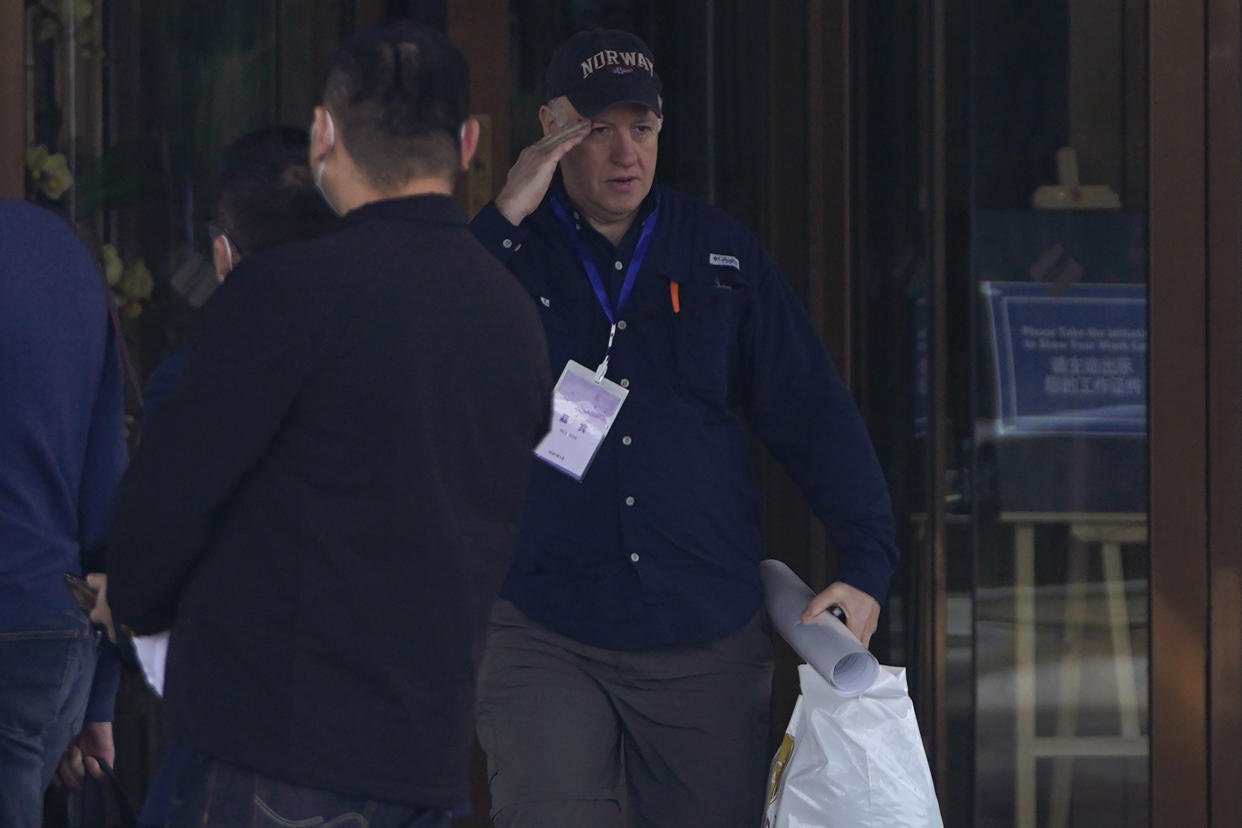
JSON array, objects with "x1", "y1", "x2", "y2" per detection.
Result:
[
  {"x1": 538, "y1": 104, "x2": 558, "y2": 137},
  {"x1": 309, "y1": 106, "x2": 335, "y2": 164},
  {"x1": 459, "y1": 118, "x2": 481, "y2": 172},
  {"x1": 211, "y1": 235, "x2": 235, "y2": 282}
]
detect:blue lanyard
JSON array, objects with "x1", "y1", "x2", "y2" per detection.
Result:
[{"x1": 550, "y1": 197, "x2": 660, "y2": 381}]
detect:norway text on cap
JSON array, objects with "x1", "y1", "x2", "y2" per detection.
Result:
[{"x1": 580, "y1": 50, "x2": 655, "y2": 80}]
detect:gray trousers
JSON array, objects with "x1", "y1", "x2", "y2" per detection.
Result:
[{"x1": 476, "y1": 600, "x2": 774, "y2": 828}]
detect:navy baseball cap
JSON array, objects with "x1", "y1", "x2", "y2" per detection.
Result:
[{"x1": 545, "y1": 29, "x2": 662, "y2": 118}]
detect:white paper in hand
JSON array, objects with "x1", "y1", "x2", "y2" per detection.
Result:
[
  {"x1": 132, "y1": 632, "x2": 169, "y2": 696},
  {"x1": 759, "y1": 559, "x2": 878, "y2": 696}
]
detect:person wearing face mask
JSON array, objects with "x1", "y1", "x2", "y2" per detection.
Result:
[
  {"x1": 469, "y1": 28, "x2": 901, "y2": 827},
  {"x1": 76, "y1": 125, "x2": 336, "y2": 828},
  {"x1": 105, "y1": 22, "x2": 552, "y2": 827},
  {"x1": 137, "y1": 127, "x2": 337, "y2": 425}
]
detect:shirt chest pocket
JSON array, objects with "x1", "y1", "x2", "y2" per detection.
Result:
[{"x1": 672, "y1": 271, "x2": 746, "y2": 395}]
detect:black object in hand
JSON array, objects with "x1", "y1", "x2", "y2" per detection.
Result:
[{"x1": 63, "y1": 573, "x2": 98, "y2": 613}]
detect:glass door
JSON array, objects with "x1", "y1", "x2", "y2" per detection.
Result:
[
  {"x1": 966, "y1": 6, "x2": 1150, "y2": 826},
  {"x1": 858, "y1": 2, "x2": 1151, "y2": 825}
]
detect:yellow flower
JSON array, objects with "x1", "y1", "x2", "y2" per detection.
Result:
[
  {"x1": 106, "y1": 250, "x2": 153, "y2": 317},
  {"x1": 25, "y1": 145, "x2": 49, "y2": 173},
  {"x1": 26, "y1": 145, "x2": 73, "y2": 199},
  {"x1": 36, "y1": 152, "x2": 74, "y2": 200},
  {"x1": 101, "y1": 244, "x2": 123, "y2": 286},
  {"x1": 118, "y1": 258, "x2": 153, "y2": 302}
]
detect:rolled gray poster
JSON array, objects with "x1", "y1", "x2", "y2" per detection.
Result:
[{"x1": 760, "y1": 559, "x2": 879, "y2": 696}]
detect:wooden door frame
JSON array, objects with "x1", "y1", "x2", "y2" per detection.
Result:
[
  {"x1": 1205, "y1": 0, "x2": 1242, "y2": 824},
  {"x1": 1, "y1": 0, "x2": 24, "y2": 197},
  {"x1": 1149, "y1": 0, "x2": 1242, "y2": 824},
  {"x1": 1148, "y1": 0, "x2": 1208, "y2": 822}
]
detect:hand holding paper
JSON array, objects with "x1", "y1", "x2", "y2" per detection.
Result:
[
  {"x1": 801, "y1": 580, "x2": 880, "y2": 647},
  {"x1": 760, "y1": 559, "x2": 879, "y2": 697}
]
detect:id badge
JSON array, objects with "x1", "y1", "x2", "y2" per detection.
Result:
[{"x1": 534, "y1": 360, "x2": 628, "y2": 481}]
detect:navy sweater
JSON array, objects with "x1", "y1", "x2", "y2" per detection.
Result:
[{"x1": 0, "y1": 199, "x2": 126, "y2": 720}]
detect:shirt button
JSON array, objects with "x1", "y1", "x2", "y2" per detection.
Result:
[
  {"x1": 614, "y1": 260, "x2": 624, "y2": 271},
  {"x1": 617, "y1": 320, "x2": 627, "y2": 330},
  {"x1": 619, "y1": 378, "x2": 630, "y2": 388},
  {"x1": 625, "y1": 496, "x2": 635, "y2": 506},
  {"x1": 502, "y1": 238, "x2": 513, "y2": 249},
  {"x1": 621, "y1": 435, "x2": 632, "y2": 446},
  {"x1": 630, "y1": 552, "x2": 640, "y2": 563}
]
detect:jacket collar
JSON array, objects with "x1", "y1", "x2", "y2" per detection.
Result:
[{"x1": 340, "y1": 193, "x2": 466, "y2": 228}]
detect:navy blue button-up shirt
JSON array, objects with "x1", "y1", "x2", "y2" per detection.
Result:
[{"x1": 472, "y1": 182, "x2": 899, "y2": 649}]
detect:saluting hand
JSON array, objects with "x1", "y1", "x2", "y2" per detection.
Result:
[
  {"x1": 495, "y1": 118, "x2": 590, "y2": 226},
  {"x1": 801, "y1": 581, "x2": 881, "y2": 648}
]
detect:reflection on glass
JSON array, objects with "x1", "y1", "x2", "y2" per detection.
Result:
[
  {"x1": 24, "y1": 1, "x2": 348, "y2": 380},
  {"x1": 966, "y1": 3, "x2": 1150, "y2": 827},
  {"x1": 860, "y1": 2, "x2": 1151, "y2": 826}
]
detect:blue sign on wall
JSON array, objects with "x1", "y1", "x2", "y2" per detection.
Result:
[{"x1": 981, "y1": 281, "x2": 1146, "y2": 435}]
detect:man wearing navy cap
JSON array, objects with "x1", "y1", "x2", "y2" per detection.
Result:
[{"x1": 471, "y1": 28, "x2": 900, "y2": 827}]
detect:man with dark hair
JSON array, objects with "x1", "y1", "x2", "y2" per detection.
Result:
[
  {"x1": 84, "y1": 124, "x2": 337, "y2": 828},
  {"x1": 140, "y1": 126, "x2": 337, "y2": 420},
  {"x1": 107, "y1": 22, "x2": 552, "y2": 827},
  {"x1": 320, "y1": 31, "x2": 467, "y2": 185},
  {"x1": 0, "y1": 199, "x2": 126, "y2": 827},
  {"x1": 470, "y1": 28, "x2": 900, "y2": 826},
  {"x1": 208, "y1": 126, "x2": 338, "y2": 278}
]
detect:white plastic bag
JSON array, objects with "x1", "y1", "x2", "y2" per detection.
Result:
[{"x1": 763, "y1": 664, "x2": 943, "y2": 827}]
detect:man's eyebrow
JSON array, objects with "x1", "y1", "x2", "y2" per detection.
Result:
[{"x1": 592, "y1": 114, "x2": 659, "y2": 127}]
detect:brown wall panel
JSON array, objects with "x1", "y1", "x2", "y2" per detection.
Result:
[
  {"x1": 814, "y1": 0, "x2": 852, "y2": 379},
  {"x1": 448, "y1": 0, "x2": 509, "y2": 211},
  {"x1": 0, "y1": 0, "x2": 24, "y2": 197},
  {"x1": 1149, "y1": 2, "x2": 1209, "y2": 825},
  {"x1": 1207, "y1": 0, "x2": 1242, "y2": 824}
]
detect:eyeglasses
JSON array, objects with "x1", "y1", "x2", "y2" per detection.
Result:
[
  {"x1": 207, "y1": 222, "x2": 244, "y2": 274},
  {"x1": 206, "y1": 222, "x2": 243, "y2": 257}
]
